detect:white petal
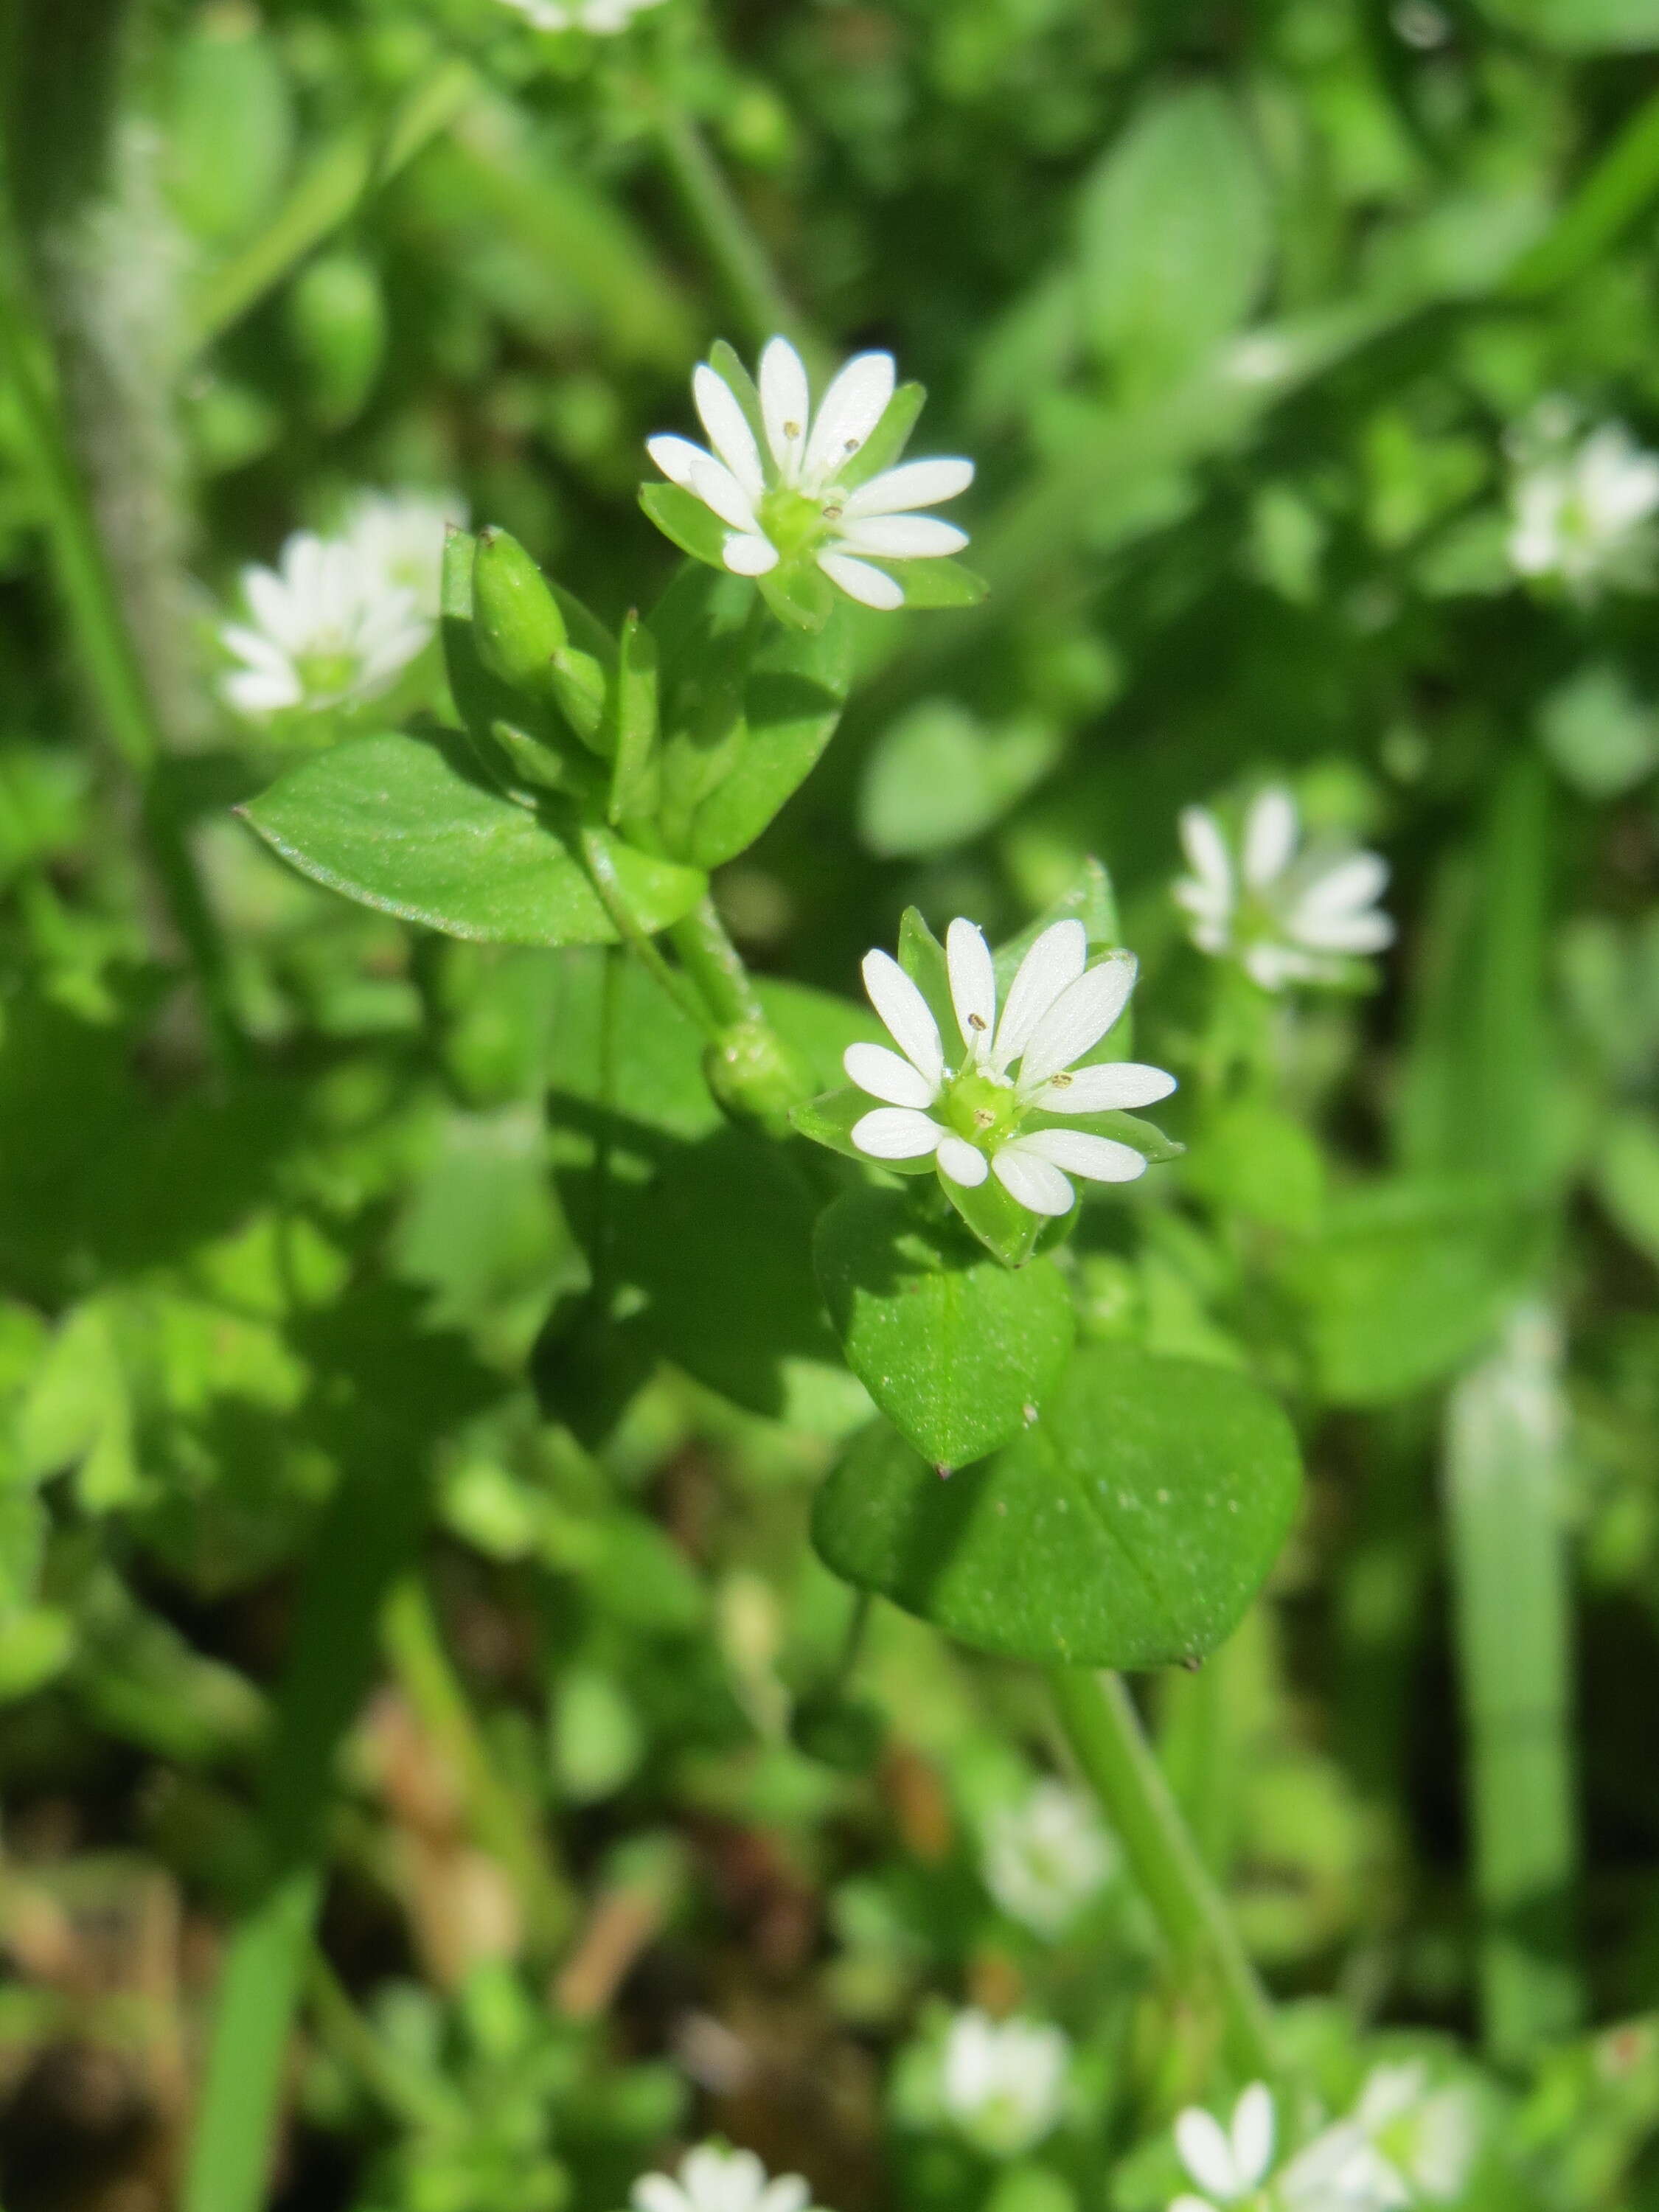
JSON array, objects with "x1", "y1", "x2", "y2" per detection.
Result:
[
  {"x1": 844, "y1": 1040, "x2": 938, "y2": 1107},
  {"x1": 220, "y1": 624, "x2": 292, "y2": 678},
  {"x1": 1175, "y1": 2109, "x2": 1240, "y2": 2199},
  {"x1": 843, "y1": 457, "x2": 975, "y2": 517},
  {"x1": 758, "y1": 336, "x2": 812, "y2": 481},
  {"x1": 852, "y1": 1107, "x2": 942, "y2": 1161},
  {"x1": 722, "y1": 531, "x2": 780, "y2": 576},
  {"x1": 693, "y1": 364, "x2": 766, "y2": 501},
  {"x1": 1170, "y1": 2199, "x2": 1217, "y2": 2212},
  {"x1": 1232, "y1": 2084, "x2": 1276, "y2": 2188},
  {"x1": 1244, "y1": 942, "x2": 1318, "y2": 990},
  {"x1": 936, "y1": 1134, "x2": 989, "y2": 1186},
  {"x1": 991, "y1": 1142, "x2": 1075, "y2": 1217},
  {"x1": 223, "y1": 666, "x2": 300, "y2": 714},
  {"x1": 647, "y1": 435, "x2": 759, "y2": 532},
  {"x1": 1178, "y1": 806, "x2": 1233, "y2": 899},
  {"x1": 804, "y1": 350, "x2": 895, "y2": 487},
  {"x1": 992, "y1": 919, "x2": 1087, "y2": 1074},
  {"x1": 1295, "y1": 850, "x2": 1388, "y2": 919},
  {"x1": 946, "y1": 917, "x2": 998, "y2": 1060},
  {"x1": 1032, "y1": 1060, "x2": 1175, "y2": 1113},
  {"x1": 631, "y1": 2180, "x2": 686, "y2": 2212},
  {"x1": 860, "y1": 949, "x2": 945, "y2": 1088},
  {"x1": 1018, "y1": 1127, "x2": 1145, "y2": 1183},
  {"x1": 757, "y1": 2182, "x2": 810, "y2": 2212},
  {"x1": 243, "y1": 565, "x2": 302, "y2": 650},
  {"x1": 1290, "y1": 907, "x2": 1394, "y2": 954},
  {"x1": 1018, "y1": 953, "x2": 1137, "y2": 1087},
  {"x1": 818, "y1": 550, "x2": 905, "y2": 610},
  {"x1": 1242, "y1": 787, "x2": 1298, "y2": 889},
  {"x1": 835, "y1": 514, "x2": 968, "y2": 560}
]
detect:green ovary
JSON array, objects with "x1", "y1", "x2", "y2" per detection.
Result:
[
  {"x1": 942, "y1": 1071, "x2": 1020, "y2": 1150},
  {"x1": 759, "y1": 484, "x2": 838, "y2": 560}
]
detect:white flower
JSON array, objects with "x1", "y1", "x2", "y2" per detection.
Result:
[
  {"x1": 631, "y1": 2145, "x2": 813, "y2": 2212},
  {"x1": 1341, "y1": 2063, "x2": 1481, "y2": 2202},
  {"x1": 342, "y1": 488, "x2": 467, "y2": 620},
  {"x1": 1507, "y1": 409, "x2": 1659, "y2": 597},
  {"x1": 939, "y1": 2010, "x2": 1068, "y2": 2158},
  {"x1": 1175, "y1": 787, "x2": 1394, "y2": 992},
  {"x1": 495, "y1": 0, "x2": 665, "y2": 32},
  {"x1": 220, "y1": 529, "x2": 431, "y2": 717},
  {"x1": 1170, "y1": 2083, "x2": 1276, "y2": 2211},
  {"x1": 982, "y1": 1780, "x2": 1116, "y2": 1936},
  {"x1": 647, "y1": 335, "x2": 973, "y2": 611},
  {"x1": 845, "y1": 916, "x2": 1175, "y2": 1217}
]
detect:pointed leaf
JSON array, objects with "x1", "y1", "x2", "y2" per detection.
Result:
[
  {"x1": 758, "y1": 562, "x2": 835, "y2": 632},
  {"x1": 814, "y1": 1189, "x2": 1074, "y2": 1469},
  {"x1": 686, "y1": 608, "x2": 852, "y2": 866},
  {"x1": 639, "y1": 481, "x2": 728, "y2": 568}
]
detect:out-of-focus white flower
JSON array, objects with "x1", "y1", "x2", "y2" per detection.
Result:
[
  {"x1": 1507, "y1": 407, "x2": 1659, "y2": 597},
  {"x1": 845, "y1": 915, "x2": 1175, "y2": 1217},
  {"x1": 940, "y1": 2010, "x2": 1069, "y2": 2159},
  {"x1": 1343, "y1": 2063, "x2": 1481, "y2": 2202},
  {"x1": 495, "y1": 0, "x2": 666, "y2": 32},
  {"x1": 219, "y1": 529, "x2": 430, "y2": 717},
  {"x1": 631, "y1": 2145, "x2": 813, "y2": 2212},
  {"x1": 1175, "y1": 787, "x2": 1394, "y2": 992},
  {"x1": 982, "y1": 1780, "x2": 1116, "y2": 1936},
  {"x1": 1170, "y1": 2083, "x2": 1276, "y2": 2210},
  {"x1": 647, "y1": 335, "x2": 973, "y2": 611},
  {"x1": 343, "y1": 489, "x2": 467, "y2": 619}
]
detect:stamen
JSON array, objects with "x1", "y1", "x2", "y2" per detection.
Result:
[
  {"x1": 783, "y1": 420, "x2": 801, "y2": 439},
  {"x1": 973, "y1": 1107, "x2": 996, "y2": 1130},
  {"x1": 1048, "y1": 1071, "x2": 1073, "y2": 1087},
  {"x1": 967, "y1": 1012, "x2": 987, "y2": 1032},
  {"x1": 844, "y1": 436, "x2": 860, "y2": 453},
  {"x1": 822, "y1": 502, "x2": 844, "y2": 521}
]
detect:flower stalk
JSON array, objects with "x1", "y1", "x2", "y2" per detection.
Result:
[{"x1": 1048, "y1": 1667, "x2": 1277, "y2": 2081}]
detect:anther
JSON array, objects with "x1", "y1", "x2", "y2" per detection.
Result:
[
  {"x1": 1048, "y1": 1071, "x2": 1072, "y2": 1087},
  {"x1": 822, "y1": 503, "x2": 844, "y2": 521},
  {"x1": 967, "y1": 1013, "x2": 987, "y2": 1032},
  {"x1": 973, "y1": 1108, "x2": 995, "y2": 1130},
  {"x1": 783, "y1": 420, "x2": 801, "y2": 438}
]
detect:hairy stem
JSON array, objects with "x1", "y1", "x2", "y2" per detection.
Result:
[
  {"x1": 668, "y1": 894, "x2": 765, "y2": 1029},
  {"x1": 1050, "y1": 1667, "x2": 1277, "y2": 2079}
]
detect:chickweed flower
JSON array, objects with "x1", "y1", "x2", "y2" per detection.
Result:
[
  {"x1": 1343, "y1": 2063, "x2": 1481, "y2": 2202},
  {"x1": 631, "y1": 2146, "x2": 813, "y2": 2212},
  {"x1": 1171, "y1": 2083, "x2": 1276, "y2": 2211},
  {"x1": 846, "y1": 917, "x2": 1174, "y2": 1216},
  {"x1": 1175, "y1": 787, "x2": 1393, "y2": 992},
  {"x1": 940, "y1": 2010, "x2": 1069, "y2": 2158},
  {"x1": 982, "y1": 1779, "x2": 1116, "y2": 1936},
  {"x1": 647, "y1": 335, "x2": 973, "y2": 611},
  {"x1": 495, "y1": 0, "x2": 666, "y2": 31},
  {"x1": 220, "y1": 529, "x2": 431, "y2": 719},
  {"x1": 342, "y1": 488, "x2": 467, "y2": 620},
  {"x1": 1506, "y1": 404, "x2": 1659, "y2": 597}
]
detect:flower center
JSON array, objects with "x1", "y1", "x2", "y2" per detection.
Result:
[
  {"x1": 759, "y1": 483, "x2": 844, "y2": 560},
  {"x1": 296, "y1": 647, "x2": 361, "y2": 701},
  {"x1": 942, "y1": 1071, "x2": 1020, "y2": 1150}
]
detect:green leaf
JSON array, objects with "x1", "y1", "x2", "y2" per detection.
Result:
[
  {"x1": 1595, "y1": 1110, "x2": 1659, "y2": 1268},
  {"x1": 758, "y1": 562, "x2": 835, "y2": 633},
  {"x1": 1077, "y1": 85, "x2": 1272, "y2": 394},
  {"x1": 685, "y1": 608, "x2": 852, "y2": 866},
  {"x1": 1475, "y1": 0, "x2": 1659, "y2": 49},
  {"x1": 790, "y1": 1085, "x2": 935, "y2": 1175},
  {"x1": 992, "y1": 857, "x2": 1120, "y2": 991},
  {"x1": 860, "y1": 703, "x2": 1060, "y2": 858},
  {"x1": 241, "y1": 730, "x2": 705, "y2": 946},
  {"x1": 813, "y1": 1189, "x2": 1075, "y2": 1469},
  {"x1": 811, "y1": 1342, "x2": 1302, "y2": 1668},
  {"x1": 890, "y1": 558, "x2": 990, "y2": 610},
  {"x1": 639, "y1": 481, "x2": 728, "y2": 568}
]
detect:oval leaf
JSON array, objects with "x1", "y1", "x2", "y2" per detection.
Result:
[
  {"x1": 242, "y1": 730, "x2": 705, "y2": 946},
  {"x1": 811, "y1": 1342, "x2": 1301, "y2": 1668},
  {"x1": 814, "y1": 1189, "x2": 1075, "y2": 1470}
]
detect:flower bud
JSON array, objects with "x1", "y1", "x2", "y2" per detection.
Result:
[
  {"x1": 701, "y1": 1020, "x2": 814, "y2": 1135},
  {"x1": 287, "y1": 251, "x2": 386, "y2": 429},
  {"x1": 472, "y1": 528, "x2": 568, "y2": 705}
]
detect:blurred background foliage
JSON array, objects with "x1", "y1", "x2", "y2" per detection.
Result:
[{"x1": 2, "y1": 0, "x2": 1659, "y2": 2205}]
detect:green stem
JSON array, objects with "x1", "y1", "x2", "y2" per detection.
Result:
[
  {"x1": 381, "y1": 1570, "x2": 574, "y2": 1956},
  {"x1": 185, "y1": 58, "x2": 479, "y2": 354},
  {"x1": 647, "y1": 100, "x2": 819, "y2": 366},
  {"x1": 1050, "y1": 1667, "x2": 1277, "y2": 2079},
  {"x1": 577, "y1": 827, "x2": 720, "y2": 1039},
  {"x1": 668, "y1": 894, "x2": 765, "y2": 1029},
  {"x1": 0, "y1": 125, "x2": 243, "y2": 1068},
  {"x1": 1444, "y1": 1304, "x2": 1582, "y2": 2062},
  {"x1": 307, "y1": 1952, "x2": 462, "y2": 2133}
]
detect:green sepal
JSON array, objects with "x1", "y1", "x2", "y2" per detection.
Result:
[
  {"x1": 708, "y1": 338, "x2": 768, "y2": 449},
  {"x1": 840, "y1": 380, "x2": 926, "y2": 487},
  {"x1": 639, "y1": 481, "x2": 728, "y2": 568},
  {"x1": 758, "y1": 561, "x2": 835, "y2": 633},
  {"x1": 487, "y1": 716, "x2": 594, "y2": 798},
  {"x1": 550, "y1": 644, "x2": 611, "y2": 754},
  {"x1": 789, "y1": 1085, "x2": 934, "y2": 1174},
  {"x1": 891, "y1": 557, "x2": 989, "y2": 610},
  {"x1": 942, "y1": 1166, "x2": 1049, "y2": 1269},
  {"x1": 609, "y1": 610, "x2": 660, "y2": 827},
  {"x1": 473, "y1": 526, "x2": 568, "y2": 700},
  {"x1": 441, "y1": 528, "x2": 582, "y2": 787},
  {"x1": 1019, "y1": 1107, "x2": 1183, "y2": 1163},
  {"x1": 995, "y1": 857, "x2": 1121, "y2": 984}
]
